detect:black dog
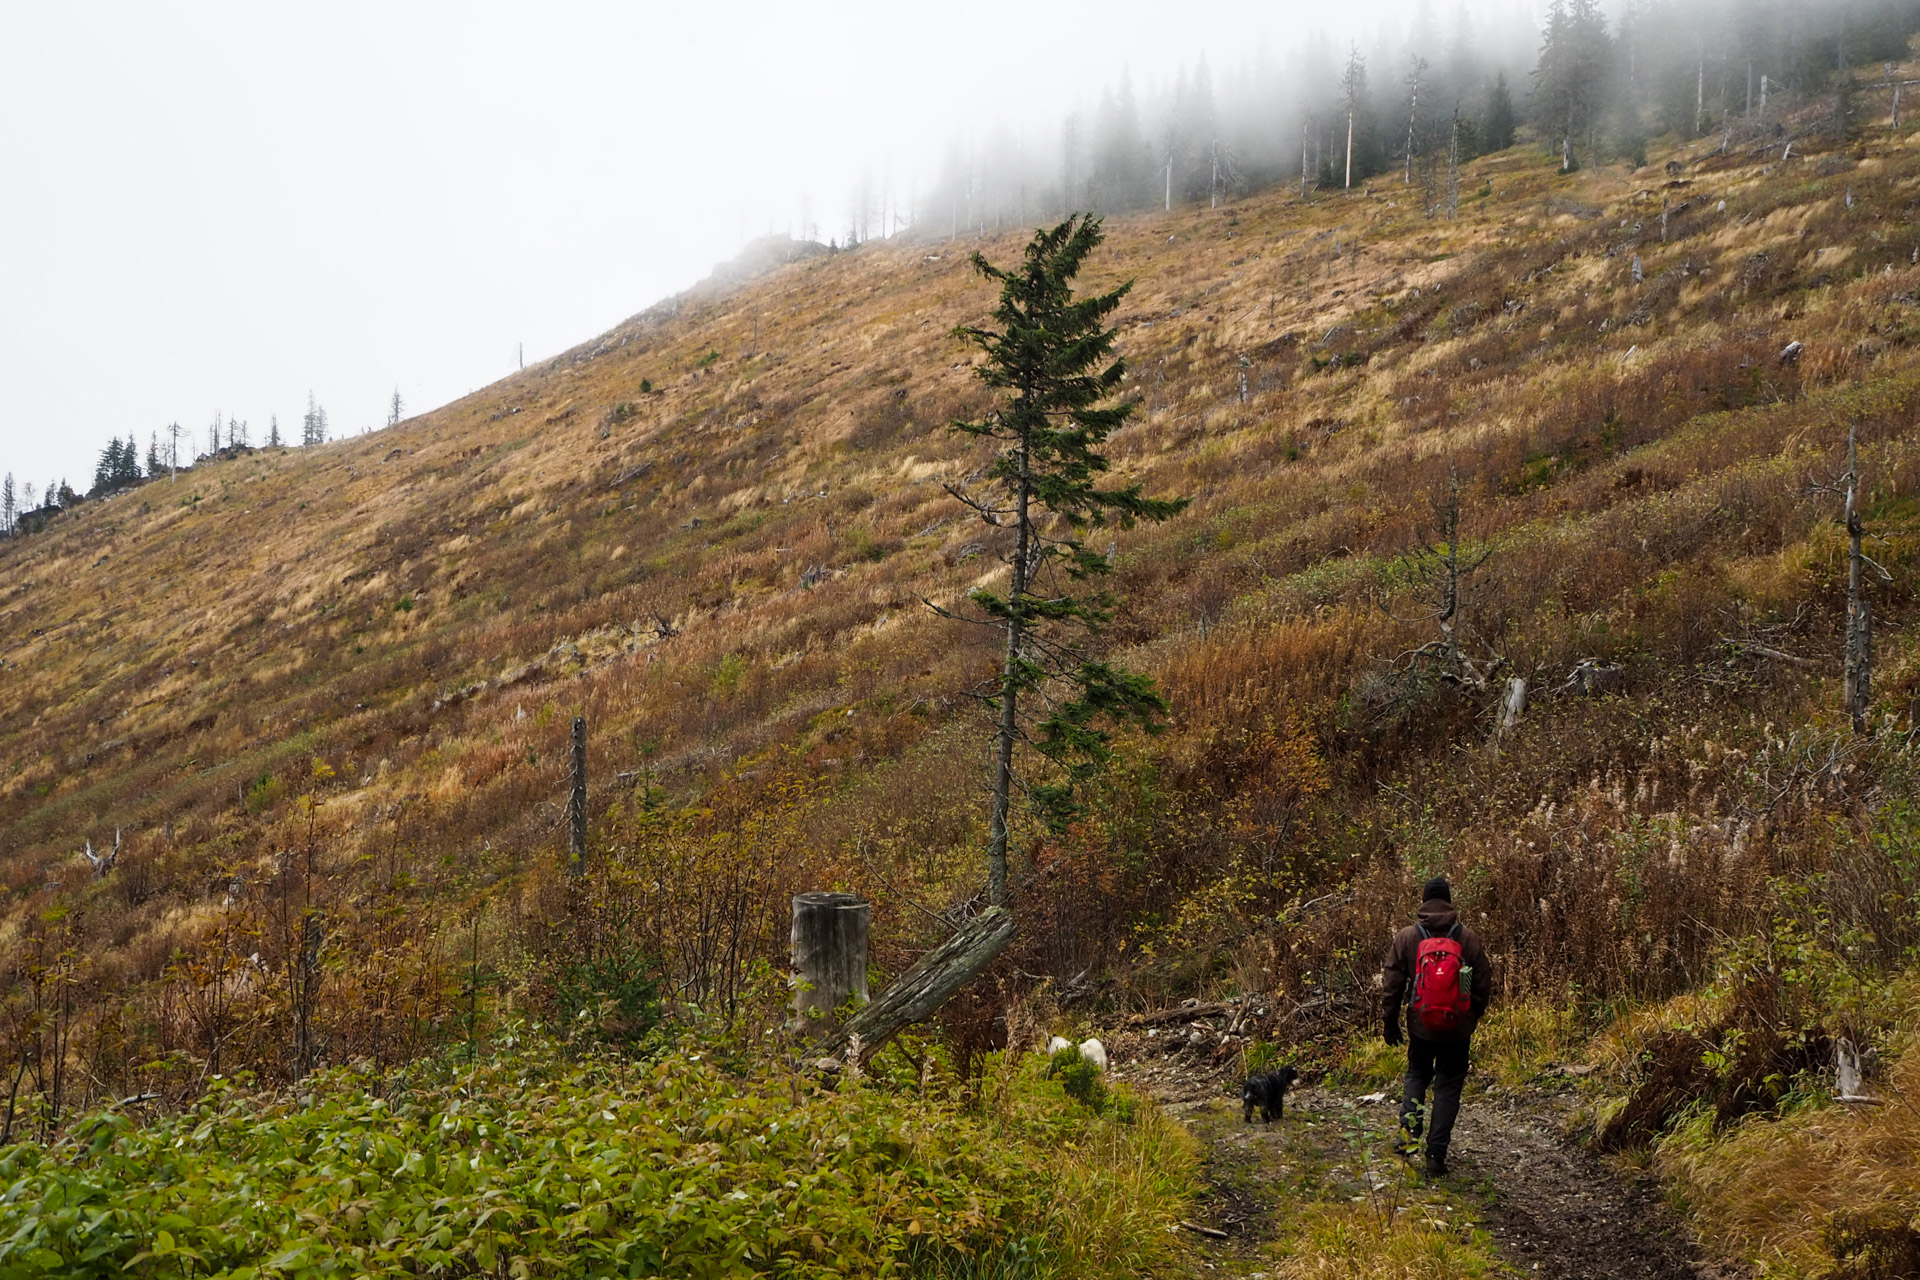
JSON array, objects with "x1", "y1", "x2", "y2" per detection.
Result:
[{"x1": 1241, "y1": 1066, "x2": 1300, "y2": 1123}]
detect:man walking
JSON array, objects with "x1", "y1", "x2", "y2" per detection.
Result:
[{"x1": 1382, "y1": 876, "x2": 1492, "y2": 1176}]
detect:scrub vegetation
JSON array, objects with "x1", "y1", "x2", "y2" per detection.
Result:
[{"x1": 11, "y1": 59, "x2": 1920, "y2": 1275}]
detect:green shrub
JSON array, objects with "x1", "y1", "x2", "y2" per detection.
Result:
[
  {"x1": 1244, "y1": 1039, "x2": 1284, "y2": 1075},
  {"x1": 1047, "y1": 1044, "x2": 1108, "y2": 1116},
  {"x1": 0, "y1": 1035, "x2": 1194, "y2": 1279},
  {"x1": 242, "y1": 772, "x2": 285, "y2": 815},
  {"x1": 550, "y1": 938, "x2": 663, "y2": 1051}
]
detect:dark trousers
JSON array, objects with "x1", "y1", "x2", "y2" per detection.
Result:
[{"x1": 1400, "y1": 1034, "x2": 1471, "y2": 1159}]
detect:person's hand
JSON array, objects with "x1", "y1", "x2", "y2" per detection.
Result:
[{"x1": 1384, "y1": 1014, "x2": 1402, "y2": 1047}]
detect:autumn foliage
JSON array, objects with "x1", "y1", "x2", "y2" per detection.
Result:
[{"x1": 6, "y1": 94, "x2": 1920, "y2": 1135}]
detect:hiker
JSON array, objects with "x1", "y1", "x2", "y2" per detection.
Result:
[{"x1": 1382, "y1": 876, "x2": 1492, "y2": 1176}]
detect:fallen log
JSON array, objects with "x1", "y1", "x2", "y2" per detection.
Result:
[
  {"x1": 1127, "y1": 1001, "x2": 1231, "y2": 1027},
  {"x1": 1720, "y1": 638, "x2": 1829, "y2": 670},
  {"x1": 823, "y1": 906, "x2": 1015, "y2": 1066},
  {"x1": 1179, "y1": 1220, "x2": 1230, "y2": 1240}
]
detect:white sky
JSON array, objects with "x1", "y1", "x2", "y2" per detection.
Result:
[{"x1": 0, "y1": 0, "x2": 1538, "y2": 496}]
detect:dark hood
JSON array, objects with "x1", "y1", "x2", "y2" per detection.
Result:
[{"x1": 1416, "y1": 900, "x2": 1459, "y2": 932}]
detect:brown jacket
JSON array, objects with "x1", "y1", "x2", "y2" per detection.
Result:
[{"x1": 1382, "y1": 899, "x2": 1493, "y2": 1042}]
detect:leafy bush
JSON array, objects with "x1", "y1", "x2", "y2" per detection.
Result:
[
  {"x1": 1046, "y1": 1044, "x2": 1107, "y2": 1116},
  {"x1": 1597, "y1": 879, "x2": 1895, "y2": 1150},
  {"x1": 549, "y1": 936, "x2": 663, "y2": 1051},
  {"x1": 242, "y1": 772, "x2": 285, "y2": 816},
  {"x1": 0, "y1": 1036, "x2": 1193, "y2": 1279},
  {"x1": 1244, "y1": 1039, "x2": 1285, "y2": 1075}
]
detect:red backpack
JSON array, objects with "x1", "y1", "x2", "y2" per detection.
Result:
[{"x1": 1408, "y1": 924, "x2": 1473, "y2": 1034}]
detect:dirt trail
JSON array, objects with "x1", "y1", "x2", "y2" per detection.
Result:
[
  {"x1": 1450, "y1": 1094, "x2": 1721, "y2": 1279},
  {"x1": 1104, "y1": 1037, "x2": 1729, "y2": 1278}
]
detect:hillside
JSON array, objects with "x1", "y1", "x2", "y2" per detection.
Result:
[{"x1": 10, "y1": 90, "x2": 1920, "y2": 1274}]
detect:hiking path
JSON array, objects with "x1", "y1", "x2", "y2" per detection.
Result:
[{"x1": 1096, "y1": 1015, "x2": 1737, "y2": 1278}]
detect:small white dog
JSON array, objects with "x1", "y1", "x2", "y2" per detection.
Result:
[{"x1": 1044, "y1": 1035, "x2": 1108, "y2": 1071}]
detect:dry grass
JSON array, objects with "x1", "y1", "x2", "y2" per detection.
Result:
[
  {"x1": 8, "y1": 89, "x2": 1920, "y2": 1117},
  {"x1": 1656, "y1": 1000, "x2": 1920, "y2": 1277},
  {"x1": 1270, "y1": 1201, "x2": 1505, "y2": 1280}
]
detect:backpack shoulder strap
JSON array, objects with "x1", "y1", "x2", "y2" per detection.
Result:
[
  {"x1": 1415, "y1": 923, "x2": 1431, "y2": 941},
  {"x1": 1447, "y1": 922, "x2": 1462, "y2": 942}
]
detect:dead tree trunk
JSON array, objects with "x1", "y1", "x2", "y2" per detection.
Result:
[
  {"x1": 1495, "y1": 676, "x2": 1528, "y2": 742},
  {"x1": 1695, "y1": 47, "x2": 1706, "y2": 136},
  {"x1": 1844, "y1": 426, "x2": 1873, "y2": 734},
  {"x1": 823, "y1": 906, "x2": 1015, "y2": 1066},
  {"x1": 568, "y1": 716, "x2": 587, "y2": 873},
  {"x1": 1446, "y1": 108, "x2": 1461, "y2": 219},
  {"x1": 791, "y1": 892, "x2": 870, "y2": 1028},
  {"x1": 1345, "y1": 109, "x2": 1355, "y2": 190}
]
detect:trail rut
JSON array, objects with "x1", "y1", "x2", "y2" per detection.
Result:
[{"x1": 1105, "y1": 1041, "x2": 1731, "y2": 1278}]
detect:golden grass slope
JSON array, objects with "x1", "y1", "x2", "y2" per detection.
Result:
[
  {"x1": 9, "y1": 98, "x2": 1920, "y2": 1103},
  {"x1": 0, "y1": 137, "x2": 1883, "y2": 863}
]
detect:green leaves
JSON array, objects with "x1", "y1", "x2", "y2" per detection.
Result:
[{"x1": 0, "y1": 1038, "x2": 1134, "y2": 1278}]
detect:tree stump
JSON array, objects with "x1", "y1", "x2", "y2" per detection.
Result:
[{"x1": 791, "y1": 892, "x2": 870, "y2": 1030}]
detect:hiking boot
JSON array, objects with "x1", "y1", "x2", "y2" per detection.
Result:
[{"x1": 1423, "y1": 1151, "x2": 1449, "y2": 1178}]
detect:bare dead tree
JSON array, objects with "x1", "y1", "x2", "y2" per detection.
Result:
[
  {"x1": 1403, "y1": 56, "x2": 1428, "y2": 185},
  {"x1": 1878, "y1": 64, "x2": 1920, "y2": 128},
  {"x1": 1301, "y1": 118, "x2": 1313, "y2": 199},
  {"x1": 1812, "y1": 423, "x2": 1892, "y2": 733},
  {"x1": 569, "y1": 716, "x2": 588, "y2": 874},
  {"x1": 81, "y1": 828, "x2": 119, "y2": 878},
  {"x1": 1695, "y1": 43, "x2": 1706, "y2": 136},
  {"x1": 1396, "y1": 469, "x2": 1493, "y2": 678},
  {"x1": 1446, "y1": 107, "x2": 1461, "y2": 219},
  {"x1": 1378, "y1": 467, "x2": 1512, "y2": 727},
  {"x1": 1341, "y1": 46, "x2": 1365, "y2": 191}
]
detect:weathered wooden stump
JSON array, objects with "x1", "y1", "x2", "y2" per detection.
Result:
[{"x1": 791, "y1": 892, "x2": 870, "y2": 1029}]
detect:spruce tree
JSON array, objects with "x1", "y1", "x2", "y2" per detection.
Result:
[
  {"x1": 940, "y1": 214, "x2": 1188, "y2": 906},
  {"x1": 1530, "y1": 0, "x2": 1613, "y2": 169},
  {"x1": 302, "y1": 393, "x2": 327, "y2": 447},
  {"x1": 92, "y1": 439, "x2": 137, "y2": 496},
  {"x1": 1485, "y1": 72, "x2": 1517, "y2": 151}
]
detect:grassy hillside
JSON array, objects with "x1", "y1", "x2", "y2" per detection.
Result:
[{"x1": 9, "y1": 87, "x2": 1920, "y2": 1270}]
